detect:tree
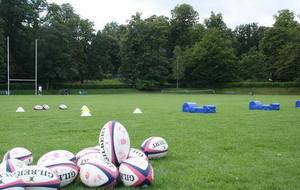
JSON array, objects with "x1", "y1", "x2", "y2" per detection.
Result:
[
  {"x1": 237, "y1": 48, "x2": 267, "y2": 81},
  {"x1": 89, "y1": 31, "x2": 119, "y2": 79},
  {"x1": 275, "y1": 39, "x2": 300, "y2": 81},
  {"x1": 169, "y1": 4, "x2": 199, "y2": 50},
  {"x1": 234, "y1": 23, "x2": 265, "y2": 56},
  {"x1": 0, "y1": 0, "x2": 47, "y2": 79},
  {"x1": 39, "y1": 3, "x2": 94, "y2": 85},
  {"x1": 259, "y1": 9, "x2": 300, "y2": 81},
  {"x1": 274, "y1": 9, "x2": 299, "y2": 28},
  {"x1": 183, "y1": 29, "x2": 237, "y2": 86},
  {"x1": 120, "y1": 14, "x2": 170, "y2": 90},
  {"x1": 204, "y1": 12, "x2": 227, "y2": 31}
]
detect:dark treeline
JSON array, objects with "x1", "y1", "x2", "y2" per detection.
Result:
[{"x1": 0, "y1": 1, "x2": 300, "y2": 89}]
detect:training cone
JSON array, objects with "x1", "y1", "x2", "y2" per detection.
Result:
[
  {"x1": 81, "y1": 111, "x2": 91, "y2": 117},
  {"x1": 81, "y1": 105, "x2": 90, "y2": 112},
  {"x1": 16, "y1": 107, "x2": 25, "y2": 112},
  {"x1": 133, "y1": 108, "x2": 143, "y2": 114}
]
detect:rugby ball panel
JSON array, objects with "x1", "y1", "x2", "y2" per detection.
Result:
[
  {"x1": 38, "y1": 159, "x2": 78, "y2": 187},
  {"x1": 99, "y1": 121, "x2": 130, "y2": 165},
  {"x1": 0, "y1": 173, "x2": 26, "y2": 190},
  {"x1": 37, "y1": 150, "x2": 76, "y2": 166},
  {"x1": 79, "y1": 159, "x2": 118, "y2": 188},
  {"x1": 76, "y1": 153, "x2": 105, "y2": 168},
  {"x1": 3, "y1": 148, "x2": 33, "y2": 165},
  {"x1": 13, "y1": 166, "x2": 60, "y2": 189},
  {"x1": 119, "y1": 158, "x2": 153, "y2": 187},
  {"x1": 128, "y1": 148, "x2": 148, "y2": 160},
  {"x1": 0, "y1": 159, "x2": 26, "y2": 174},
  {"x1": 75, "y1": 146, "x2": 101, "y2": 161}
]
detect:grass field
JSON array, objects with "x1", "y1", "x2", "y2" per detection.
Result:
[{"x1": 0, "y1": 94, "x2": 299, "y2": 189}]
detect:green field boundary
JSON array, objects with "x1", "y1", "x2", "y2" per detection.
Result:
[{"x1": 1, "y1": 87, "x2": 300, "y2": 95}]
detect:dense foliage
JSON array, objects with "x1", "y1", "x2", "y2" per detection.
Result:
[{"x1": 0, "y1": 1, "x2": 299, "y2": 89}]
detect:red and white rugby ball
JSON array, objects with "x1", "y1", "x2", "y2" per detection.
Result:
[
  {"x1": 0, "y1": 159, "x2": 26, "y2": 174},
  {"x1": 37, "y1": 150, "x2": 76, "y2": 166},
  {"x1": 119, "y1": 157, "x2": 153, "y2": 187},
  {"x1": 141, "y1": 137, "x2": 168, "y2": 159},
  {"x1": 3, "y1": 147, "x2": 33, "y2": 165},
  {"x1": 0, "y1": 172, "x2": 25, "y2": 190},
  {"x1": 128, "y1": 148, "x2": 148, "y2": 160},
  {"x1": 38, "y1": 159, "x2": 78, "y2": 187},
  {"x1": 99, "y1": 121, "x2": 130, "y2": 166},
  {"x1": 13, "y1": 165, "x2": 60, "y2": 189},
  {"x1": 79, "y1": 159, "x2": 118, "y2": 188}
]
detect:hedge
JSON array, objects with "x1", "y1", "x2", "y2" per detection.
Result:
[
  {"x1": 222, "y1": 82, "x2": 300, "y2": 88},
  {"x1": 0, "y1": 83, "x2": 131, "y2": 90}
]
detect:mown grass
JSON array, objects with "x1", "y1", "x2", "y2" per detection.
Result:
[{"x1": 0, "y1": 94, "x2": 299, "y2": 189}]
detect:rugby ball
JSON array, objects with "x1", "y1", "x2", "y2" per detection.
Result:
[
  {"x1": 0, "y1": 172, "x2": 25, "y2": 190},
  {"x1": 42, "y1": 104, "x2": 50, "y2": 110},
  {"x1": 79, "y1": 159, "x2": 118, "y2": 188},
  {"x1": 75, "y1": 146, "x2": 101, "y2": 161},
  {"x1": 39, "y1": 159, "x2": 78, "y2": 187},
  {"x1": 37, "y1": 150, "x2": 76, "y2": 166},
  {"x1": 77, "y1": 153, "x2": 105, "y2": 168},
  {"x1": 3, "y1": 147, "x2": 33, "y2": 165},
  {"x1": 99, "y1": 121, "x2": 130, "y2": 166},
  {"x1": 141, "y1": 137, "x2": 168, "y2": 159},
  {"x1": 13, "y1": 165, "x2": 60, "y2": 189},
  {"x1": 58, "y1": 104, "x2": 67, "y2": 110},
  {"x1": 119, "y1": 157, "x2": 153, "y2": 187},
  {"x1": 33, "y1": 105, "x2": 43, "y2": 111},
  {"x1": 128, "y1": 148, "x2": 148, "y2": 160},
  {"x1": 0, "y1": 159, "x2": 26, "y2": 174}
]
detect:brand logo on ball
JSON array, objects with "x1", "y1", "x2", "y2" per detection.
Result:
[
  {"x1": 120, "y1": 173, "x2": 135, "y2": 181},
  {"x1": 59, "y1": 171, "x2": 77, "y2": 181},
  {"x1": 152, "y1": 140, "x2": 166, "y2": 148},
  {"x1": 15, "y1": 169, "x2": 55, "y2": 178}
]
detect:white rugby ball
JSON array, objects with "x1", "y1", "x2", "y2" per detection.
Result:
[
  {"x1": 42, "y1": 104, "x2": 50, "y2": 110},
  {"x1": 99, "y1": 121, "x2": 130, "y2": 166},
  {"x1": 13, "y1": 165, "x2": 60, "y2": 189},
  {"x1": 39, "y1": 159, "x2": 78, "y2": 187},
  {"x1": 119, "y1": 157, "x2": 154, "y2": 187},
  {"x1": 128, "y1": 148, "x2": 148, "y2": 160},
  {"x1": 3, "y1": 147, "x2": 33, "y2": 165},
  {"x1": 58, "y1": 104, "x2": 67, "y2": 110},
  {"x1": 0, "y1": 172, "x2": 26, "y2": 190},
  {"x1": 75, "y1": 146, "x2": 101, "y2": 161},
  {"x1": 0, "y1": 159, "x2": 26, "y2": 174},
  {"x1": 77, "y1": 153, "x2": 105, "y2": 168},
  {"x1": 80, "y1": 159, "x2": 118, "y2": 188},
  {"x1": 37, "y1": 150, "x2": 76, "y2": 166},
  {"x1": 33, "y1": 105, "x2": 43, "y2": 111},
  {"x1": 141, "y1": 137, "x2": 168, "y2": 159}
]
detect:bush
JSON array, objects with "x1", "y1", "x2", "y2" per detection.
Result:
[
  {"x1": 222, "y1": 82, "x2": 300, "y2": 88},
  {"x1": 0, "y1": 82, "x2": 131, "y2": 90},
  {"x1": 135, "y1": 80, "x2": 162, "y2": 91}
]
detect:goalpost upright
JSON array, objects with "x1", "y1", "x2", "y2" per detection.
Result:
[{"x1": 6, "y1": 37, "x2": 38, "y2": 95}]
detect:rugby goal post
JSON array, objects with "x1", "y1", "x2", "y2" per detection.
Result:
[{"x1": 6, "y1": 36, "x2": 38, "y2": 95}]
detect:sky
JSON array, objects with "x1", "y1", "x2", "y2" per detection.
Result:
[{"x1": 48, "y1": 0, "x2": 300, "y2": 31}]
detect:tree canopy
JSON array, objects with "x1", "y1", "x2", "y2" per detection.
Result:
[{"x1": 0, "y1": 1, "x2": 300, "y2": 89}]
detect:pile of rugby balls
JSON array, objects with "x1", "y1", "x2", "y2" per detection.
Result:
[
  {"x1": 0, "y1": 120, "x2": 168, "y2": 189},
  {"x1": 33, "y1": 104, "x2": 50, "y2": 111}
]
